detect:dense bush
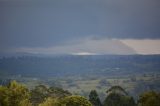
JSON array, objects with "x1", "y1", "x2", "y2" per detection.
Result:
[
  {"x1": 61, "y1": 95, "x2": 92, "y2": 106},
  {"x1": 0, "y1": 80, "x2": 31, "y2": 106},
  {"x1": 0, "y1": 81, "x2": 160, "y2": 106},
  {"x1": 138, "y1": 91, "x2": 160, "y2": 106},
  {"x1": 89, "y1": 90, "x2": 102, "y2": 106},
  {"x1": 103, "y1": 93, "x2": 136, "y2": 106},
  {"x1": 38, "y1": 97, "x2": 61, "y2": 106}
]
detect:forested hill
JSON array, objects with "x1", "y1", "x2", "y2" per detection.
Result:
[{"x1": 0, "y1": 55, "x2": 160, "y2": 78}]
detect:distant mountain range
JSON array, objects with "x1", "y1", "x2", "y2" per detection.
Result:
[{"x1": 0, "y1": 55, "x2": 160, "y2": 78}]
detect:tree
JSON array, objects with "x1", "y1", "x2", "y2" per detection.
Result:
[
  {"x1": 30, "y1": 85, "x2": 49, "y2": 105},
  {"x1": 48, "y1": 86, "x2": 71, "y2": 98},
  {"x1": 106, "y1": 86, "x2": 128, "y2": 96},
  {"x1": 30, "y1": 85, "x2": 71, "y2": 105},
  {"x1": 89, "y1": 90, "x2": 102, "y2": 106},
  {"x1": 61, "y1": 95, "x2": 92, "y2": 106},
  {"x1": 19, "y1": 99, "x2": 32, "y2": 106},
  {"x1": 103, "y1": 86, "x2": 136, "y2": 106},
  {"x1": 38, "y1": 97, "x2": 61, "y2": 106},
  {"x1": 138, "y1": 91, "x2": 160, "y2": 106},
  {"x1": 0, "y1": 80, "x2": 31, "y2": 106},
  {"x1": 0, "y1": 86, "x2": 9, "y2": 106},
  {"x1": 103, "y1": 93, "x2": 136, "y2": 106}
]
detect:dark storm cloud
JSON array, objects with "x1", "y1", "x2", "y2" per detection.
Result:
[{"x1": 0, "y1": 0, "x2": 160, "y2": 49}]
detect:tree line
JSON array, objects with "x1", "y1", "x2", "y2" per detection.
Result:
[{"x1": 0, "y1": 81, "x2": 160, "y2": 106}]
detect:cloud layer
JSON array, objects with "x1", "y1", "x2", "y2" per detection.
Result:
[
  {"x1": 0, "y1": 0, "x2": 160, "y2": 54},
  {"x1": 12, "y1": 38, "x2": 136, "y2": 55}
]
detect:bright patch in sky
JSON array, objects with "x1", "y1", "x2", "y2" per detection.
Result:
[
  {"x1": 121, "y1": 39, "x2": 160, "y2": 54},
  {"x1": 71, "y1": 52, "x2": 98, "y2": 55}
]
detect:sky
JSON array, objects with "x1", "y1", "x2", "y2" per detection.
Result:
[{"x1": 0, "y1": 0, "x2": 160, "y2": 55}]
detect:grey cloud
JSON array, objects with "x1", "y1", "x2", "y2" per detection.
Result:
[
  {"x1": 13, "y1": 38, "x2": 137, "y2": 55},
  {"x1": 0, "y1": 0, "x2": 160, "y2": 50}
]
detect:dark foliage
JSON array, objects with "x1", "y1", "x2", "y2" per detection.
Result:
[{"x1": 89, "y1": 90, "x2": 102, "y2": 106}]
